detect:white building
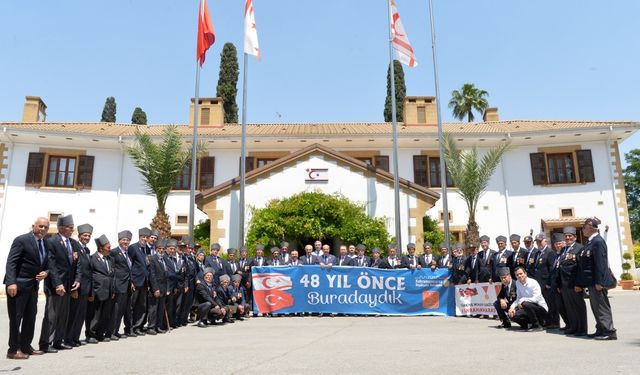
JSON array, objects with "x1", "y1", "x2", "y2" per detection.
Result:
[{"x1": 0, "y1": 96, "x2": 637, "y2": 281}]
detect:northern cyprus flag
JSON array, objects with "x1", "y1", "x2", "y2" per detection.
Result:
[{"x1": 244, "y1": 0, "x2": 261, "y2": 59}]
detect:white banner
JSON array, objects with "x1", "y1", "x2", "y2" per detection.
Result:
[{"x1": 454, "y1": 282, "x2": 501, "y2": 316}]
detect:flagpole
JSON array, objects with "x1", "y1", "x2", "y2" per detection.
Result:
[
  {"x1": 427, "y1": 0, "x2": 450, "y2": 249},
  {"x1": 189, "y1": 62, "x2": 201, "y2": 242},
  {"x1": 239, "y1": 52, "x2": 249, "y2": 246},
  {"x1": 387, "y1": 0, "x2": 402, "y2": 252}
]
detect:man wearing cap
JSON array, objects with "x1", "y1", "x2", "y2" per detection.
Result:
[
  {"x1": 419, "y1": 242, "x2": 436, "y2": 269},
  {"x1": 39, "y1": 214, "x2": 80, "y2": 352},
  {"x1": 269, "y1": 247, "x2": 283, "y2": 266},
  {"x1": 250, "y1": 244, "x2": 267, "y2": 267},
  {"x1": 224, "y1": 248, "x2": 240, "y2": 276},
  {"x1": 148, "y1": 230, "x2": 159, "y2": 256},
  {"x1": 379, "y1": 244, "x2": 405, "y2": 269},
  {"x1": 87, "y1": 235, "x2": 114, "y2": 343},
  {"x1": 557, "y1": 226, "x2": 586, "y2": 336},
  {"x1": 128, "y1": 227, "x2": 151, "y2": 336},
  {"x1": 216, "y1": 275, "x2": 236, "y2": 323},
  {"x1": 354, "y1": 244, "x2": 370, "y2": 267},
  {"x1": 546, "y1": 233, "x2": 566, "y2": 330},
  {"x1": 337, "y1": 245, "x2": 353, "y2": 266},
  {"x1": 532, "y1": 233, "x2": 557, "y2": 328},
  {"x1": 109, "y1": 230, "x2": 133, "y2": 339},
  {"x1": 437, "y1": 244, "x2": 452, "y2": 269},
  {"x1": 577, "y1": 218, "x2": 617, "y2": 340},
  {"x1": 164, "y1": 239, "x2": 180, "y2": 328},
  {"x1": 300, "y1": 244, "x2": 318, "y2": 266},
  {"x1": 182, "y1": 241, "x2": 199, "y2": 324},
  {"x1": 403, "y1": 243, "x2": 421, "y2": 270},
  {"x1": 205, "y1": 243, "x2": 227, "y2": 278},
  {"x1": 369, "y1": 248, "x2": 382, "y2": 268},
  {"x1": 494, "y1": 267, "x2": 517, "y2": 329},
  {"x1": 229, "y1": 274, "x2": 248, "y2": 319},
  {"x1": 5, "y1": 217, "x2": 50, "y2": 359},
  {"x1": 508, "y1": 234, "x2": 529, "y2": 278},
  {"x1": 508, "y1": 266, "x2": 548, "y2": 331},
  {"x1": 65, "y1": 223, "x2": 93, "y2": 347},
  {"x1": 451, "y1": 243, "x2": 468, "y2": 285},
  {"x1": 465, "y1": 244, "x2": 489, "y2": 283},
  {"x1": 279, "y1": 242, "x2": 291, "y2": 264},
  {"x1": 195, "y1": 268, "x2": 225, "y2": 327},
  {"x1": 524, "y1": 235, "x2": 535, "y2": 252},
  {"x1": 491, "y1": 236, "x2": 513, "y2": 281},
  {"x1": 477, "y1": 236, "x2": 495, "y2": 280},
  {"x1": 146, "y1": 239, "x2": 168, "y2": 334}
]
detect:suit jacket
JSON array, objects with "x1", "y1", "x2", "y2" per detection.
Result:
[
  {"x1": 90, "y1": 253, "x2": 114, "y2": 302},
  {"x1": 576, "y1": 234, "x2": 613, "y2": 288},
  {"x1": 110, "y1": 247, "x2": 132, "y2": 294},
  {"x1": 183, "y1": 255, "x2": 198, "y2": 288},
  {"x1": 418, "y1": 254, "x2": 437, "y2": 268},
  {"x1": 299, "y1": 254, "x2": 318, "y2": 265},
  {"x1": 451, "y1": 256, "x2": 468, "y2": 284},
  {"x1": 279, "y1": 252, "x2": 291, "y2": 265},
  {"x1": 127, "y1": 242, "x2": 149, "y2": 288},
  {"x1": 478, "y1": 248, "x2": 495, "y2": 269},
  {"x1": 268, "y1": 257, "x2": 285, "y2": 267},
  {"x1": 336, "y1": 255, "x2": 353, "y2": 267},
  {"x1": 369, "y1": 258, "x2": 382, "y2": 268},
  {"x1": 216, "y1": 284, "x2": 234, "y2": 305},
  {"x1": 464, "y1": 254, "x2": 490, "y2": 282},
  {"x1": 509, "y1": 247, "x2": 529, "y2": 272},
  {"x1": 318, "y1": 254, "x2": 337, "y2": 266},
  {"x1": 227, "y1": 285, "x2": 246, "y2": 304},
  {"x1": 491, "y1": 250, "x2": 513, "y2": 280},
  {"x1": 249, "y1": 257, "x2": 268, "y2": 268},
  {"x1": 237, "y1": 257, "x2": 253, "y2": 273},
  {"x1": 437, "y1": 254, "x2": 453, "y2": 269},
  {"x1": 74, "y1": 242, "x2": 93, "y2": 296},
  {"x1": 379, "y1": 257, "x2": 405, "y2": 269},
  {"x1": 164, "y1": 254, "x2": 179, "y2": 291},
  {"x1": 287, "y1": 259, "x2": 303, "y2": 266},
  {"x1": 526, "y1": 248, "x2": 540, "y2": 275},
  {"x1": 224, "y1": 260, "x2": 241, "y2": 276},
  {"x1": 4, "y1": 232, "x2": 49, "y2": 291},
  {"x1": 353, "y1": 256, "x2": 371, "y2": 267},
  {"x1": 533, "y1": 246, "x2": 555, "y2": 288},
  {"x1": 204, "y1": 255, "x2": 228, "y2": 277},
  {"x1": 45, "y1": 234, "x2": 77, "y2": 294},
  {"x1": 148, "y1": 254, "x2": 168, "y2": 294},
  {"x1": 557, "y1": 242, "x2": 583, "y2": 288},
  {"x1": 196, "y1": 282, "x2": 223, "y2": 307},
  {"x1": 496, "y1": 279, "x2": 517, "y2": 307},
  {"x1": 403, "y1": 255, "x2": 421, "y2": 269}
]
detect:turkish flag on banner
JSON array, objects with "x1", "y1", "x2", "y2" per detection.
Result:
[
  {"x1": 253, "y1": 289, "x2": 295, "y2": 313},
  {"x1": 197, "y1": 0, "x2": 215, "y2": 66}
]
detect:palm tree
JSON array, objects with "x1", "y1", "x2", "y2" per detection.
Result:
[
  {"x1": 448, "y1": 83, "x2": 489, "y2": 122},
  {"x1": 128, "y1": 126, "x2": 199, "y2": 238},
  {"x1": 442, "y1": 134, "x2": 511, "y2": 247}
]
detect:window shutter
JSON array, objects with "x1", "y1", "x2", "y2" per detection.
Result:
[
  {"x1": 239, "y1": 156, "x2": 256, "y2": 174},
  {"x1": 413, "y1": 155, "x2": 428, "y2": 187},
  {"x1": 576, "y1": 149, "x2": 595, "y2": 183},
  {"x1": 374, "y1": 155, "x2": 390, "y2": 172},
  {"x1": 76, "y1": 155, "x2": 95, "y2": 190},
  {"x1": 530, "y1": 152, "x2": 548, "y2": 185},
  {"x1": 25, "y1": 152, "x2": 45, "y2": 187},
  {"x1": 199, "y1": 156, "x2": 215, "y2": 190}
]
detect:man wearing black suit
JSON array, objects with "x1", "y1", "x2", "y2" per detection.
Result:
[
  {"x1": 205, "y1": 243, "x2": 228, "y2": 279},
  {"x1": 494, "y1": 267, "x2": 517, "y2": 329},
  {"x1": 369, "y1": 248, "x2": 382, "y2": 268},
  {"x1": 269, "y1": 247, "x2": 283, "y2": 266},
  {"x1": 477, "y1": 236, "x2": 495, "y2": 281},
  {"x1": 127, "y1": 227, "x2": 151, "y2": 336},
  {"x1": 491, "y1": 236, "x2": 513, "y2": 281},
  {"x1": 577, "y1": 217, "x2": 617, "y2": 340},
  {"x1": 146, "y1": 239, "x2": 168, "y2": 335},
  {"x1": 451, "y1": 243, "x2": 467, "y2": 285},
  {"x1": 336, "y1": 245, "x2": 353, "y2": 267},
  {"x1": 40, "y1": 214, "x2": 80, "y2": 353},
  {"x1": 4, "y1": 217, "x2": 50, "y2": 359},
  {"x1": 87, "y1": 235, "x2": 114, "y2": 343},
  {"x1": 109, "y1": 230, "x2": 133, "y2": 339},
  {"x1": 287, "y1": 250, "x2": 302, "y2": 266},
  {"x1": 353, "y1": 244, "x2": 371, "y2": 267},
  {"x1": 403, "y1": 243, "x2": 421, "y2": 270},
  {"x1": 318, "y1": 244, "x2": 337, "y2": 269},
  {"x1": 179, "y1": 241, "x2": 198, "y2": 326},
  {"x1": 379, "y1": 244, "x2": 405, "y2": 269},
  {"x1": 164, "y1": 239, "x2": 180, "y2": 328},
  {"x1": 557, "y1": 226, "x2": 587, "y2": 336},
  {"x1": 465, "y1": 244, "x2": 490, "y2": 283},
  {"x1": 533, "y1": 234, "x2": 557, "y2": 328},
  {"x1": 418, "y1": 242, "x2": 436, "y2": 270},
  {"x1": 279, "y1": 242, "x2": 291, "y2": 265},
  {"x1": 509, "y1": 234, "x2": 529, "y2": 277},
  {"x1": 195, "y1": 268, "x2": 226, "y2": 327},
  {"x1": 224, "y1": 248, "x2": 241, "y2": 276},
  {"x1": 65, "y1": 223, "x2": 93, "y2": 347},
  {"x1": 437, "y1": 243, "x2": 452, "y2": 269},
  {"x1": 299, "y1": 245, "x2": 318, "y2": 266}
]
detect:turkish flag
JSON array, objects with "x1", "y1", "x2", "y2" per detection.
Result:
[
  {"x1": 197, "y1": 0, "x2": 215, "y2": 66},
  {"x1": 253, "y1": 289, "x2": 294, "y2": 313}
]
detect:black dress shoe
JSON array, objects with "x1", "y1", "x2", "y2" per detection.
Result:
[
  {"x1": 594, "y1": 333, "x2": 617, "y2": 341},
  {"x1": 197, "y1": 321, "x2": 208, "y2": 328},
  {"x1": 572, "y1": 332, "x2": 587, "y2": 337},
  {"x1": 23, "y1": 347, "x2": 44, "y2": 355},
  {"x1": 156, "y1": 328, "x2": 166, "y2": 334},
  {"x1": 133, "y1": 330, "x2": 145, "y2": 336},
  {"x1": 87, "y1": 338, "x2": 99, "y2": 344},
  {"x1": 102, "y1": 337, "x2": 111, "y2": 342},
  {"x1": 236, "y1": 316, "x2": 245, "y2": 321},
  {"x1": 53, "y1": 343, "x2": 72, "y2": 350},
  {"x1": 527, "y1": 325, "x2": 544, "y2": 332},
  {"x1": 109, "y1": 335, "x2": 120, "y2": 341},
  {"x1": 146, "y1": 329, "x2": 157, "y2": 335},
  {"x1": 79, "y1": 340, "x2": 87, "y2": 346},
  {"x1": 44, "y1": 347, "x2": 58, "y2": 354},
  {"x1": 587, "y1": 332, "x2": 602, "y2": 338},
  {"x1": 125, "y1": 332, "x2": 136, "y2": 338}
]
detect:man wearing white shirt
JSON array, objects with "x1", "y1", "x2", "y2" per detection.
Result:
[{"x1": 508, "y1": 266, "x2": 548, "y2": 331}]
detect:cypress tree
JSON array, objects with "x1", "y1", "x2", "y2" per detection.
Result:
[
  {"x1": 384, "y1": 60, "x2": 406, "y2": 122},
  {"x1": 131, "y1": 107, "x2": 148, "y2": 125},
  {"x1": 216, "y1": 42, "x2": 239, "y2": 123},
  {"x1": 101, "y1": 96, "x2": 117, "y2": 122}
]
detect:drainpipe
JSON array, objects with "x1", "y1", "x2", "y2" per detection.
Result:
[
  {"x1": 500, "y1": 133, "x2": 512, "y2": 235},
  {"x1": 0, "y1": 127, "x2": 15, "y2": 240},
  {"x1": 115, "y1": 135, "x2": 125, "y2": 234},
  {"x1": 605, "y1": 126, "x2": 626, "y2": 265}
]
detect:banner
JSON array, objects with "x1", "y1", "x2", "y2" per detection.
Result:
[
  {"x1": 251, "y1": 266, "x2": 454, "y2": 316},
  {"x1": 453, "y1": 282, "x2": 501, "y2": 316}
]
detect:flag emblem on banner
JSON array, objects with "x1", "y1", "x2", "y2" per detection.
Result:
[
  {"x1": 422, "y1": 291, "x2": 439, "y2": 309},
  {"x1": 390, "y1": 0, "x2": 417, "y2": 67},
  {"x1": 253, "y1": 273, "x2": 295, "y2": 312}
]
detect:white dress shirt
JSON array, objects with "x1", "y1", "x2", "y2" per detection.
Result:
[{"x1": 510, "y1": 277, "x2": 548, "y2": 311}]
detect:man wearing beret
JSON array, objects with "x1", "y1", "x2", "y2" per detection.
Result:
[
  {"x1": 451, "y1": 243, "x2": 467, "y2": 285},
  {"x1": 279, "y1": 242, "x2": 291, "y2": 264},
  {"x1": 437, "y1": 243, "x2": 452, "y2": 269},
  {"x1": 508, "y1": 234, "x2": 529, "y2": 278},
  {"x1": 403, "y1": 243, "x2": 421, "y2": 270},
  {"x1": 379, "y1": 244, "x2": 405, "y2": 269},
  {"x1": 164, "y1": 239, "x2": 182, "y2": 329},
  {"x1": 477, "y1": 236, "x2": 495, "y2": 281},
  {"x1": 87, "y1": 235, "x2": 114, "y2": 343},
  {"x1": 532, "y1": 233, "x2": 557, "y2": 328},
  {"x1": 205, "y1": 243, "x2": 227, "y2": 278},
  {"x1": 369, "y1": 248, "x2": 382, "y2": 268},
  {"x1": 39, "y1": 214, "x2": 80, "y2": 352},
  {"x1": 109, "y1": 230, "x2": 133, "y2": 339},
  {"x1": 494, "y1": 267, "x2": 517, "y2": 329},
  {"x1": 65, "y1": 223, "x2": 93, "y2": 347},
  {"x1": 557, "y1": 226, "x2": 587, "y2": 336},
  {"x1": 548, "y1": 233, "x2": 567, "y2": 330},
  {"x1": 229, "y1": 274, "x2": 248, "y2": 319},
  {"x1": 418, "y1": 242, "x2": 436, "y2": 269},
  {"x1": 491, "y1": 236, "x2": 513, "y2": 281},
  {"x1": 216, "y1": 275, "x2": 236, "y2": 323},
  {"x1": 269, "y1": 247, "x2": 283, "y2": 266},
  {"x1": 195, "y1": 268, "x2": 225, "y2": 327},
  {"x1": 148, "y1": 230, "x2": 159, "y2": 256},
  {"x1": 354, "y1": 244, "x2": 371, "y2": 267},
  {"x1": 128, "y1": 227, "x2": 151, "y2": 336},
  {"x1": 576, "y1": 218, "x2": 617, "y2": 340},
  {"x1": 146, "y1": 239, "x2": 168, "y2": 334}
]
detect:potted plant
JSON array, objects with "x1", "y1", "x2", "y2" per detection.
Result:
[{"x1": 620, "y1": 252, "x2": 634, "y2": 290}]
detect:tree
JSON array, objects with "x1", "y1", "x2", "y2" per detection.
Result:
[
  {"x1": 216, "y1": 42, "x2": 239, "y2": 123},
  {"x1": 193, "y1": 219, "x2": 211, "y2": 253},
  {"x1": 101, "y1": 96, "x2": 116, "y2": 122},
  {"x1": 448, "y1": 83, "x2": 489, "y2": 122},
  {"x1": 443, "y1": 134, "x2": 511, "y2": 247},
  {"x1": 127, "y1": 126, "x2": 197, "y2": 238},
  {"x1": 422, "y1": 215, "x2": 455, "y2": 256},
  {"x1": 384, "y1": 60, "x2": 406, "y2": 122},
  {"x1": 246, "y1": 192, "x2": 390, "y2": 257},
  {"x1": 131, "y1": 107, "x2": 148, "y2": 125},
  {"x1": 624, "y1": 149, "x2": 640, "y2": 241}
]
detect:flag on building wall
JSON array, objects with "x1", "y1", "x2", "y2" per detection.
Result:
[
  {"x1": 390, "y1": 0, "x2": 417, "y2": 67},
  {"x1": 197, "y1": 0, "x2": 215, "y2": 66},
  {"x1": 244, "y1": 0, "x2": 261, "y2": 59}
]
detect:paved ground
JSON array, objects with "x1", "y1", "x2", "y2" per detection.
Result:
[{"x1": 0, "y1": 289, "x2": 638, "y2": 375}]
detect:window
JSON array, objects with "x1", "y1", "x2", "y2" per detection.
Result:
[
  {"x1": 529, "y1": 149, "x2": 594, "y2": 186},
  {"x1": 173, "y1": 156, "x2": 216, "y2": 191},
  {"x1": 49, "y1": 212, "x2": 63, "y2": 224},
  {"x1": 413, "y1": 156, "x2": 454, "y2": 188},
  {"x1": 176, "y1": 215, "x2": 188, "y2": 225},
  {"x1": 417, "y1": 106, "x2": 426, "y2": 123},
  {"x1": 257, "y1": 158, "x2": 276, "y2": 168},
  {"x1": 355, "y1": 155, "x2": 389, "y2": 172},
  {"x1": 561, "y1": 208, "x2": 574, "y2": 217},
  {"x1": 201, "y1": 108, "x2": 210, "y2": 125},
  {"x1": 25, "y1": 152, "x2": 94, "y2": 190}
]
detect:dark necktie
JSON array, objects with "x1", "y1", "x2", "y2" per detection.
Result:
[
  {"x1": 65, "y1": 238, "x2": 73, "y2": 264},
  {"x1": 38, "y1": 239, "x2": 46, "y2": 264}
]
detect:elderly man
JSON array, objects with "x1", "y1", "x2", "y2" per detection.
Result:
[
  {"x1": 419, "y1": 242, "x2": 436, "y2": 269},
  {"x1": 337, "y1": 245, "x2": 353, "y2": 266},
  {"x1": 509, "y1": 234, "x2": 529, "y2": 277},
  {"x1": 451, "y1": 243, "x2": 467, "y2": 285},
  {"x1": 437, "y1": 243, "x2": 452, "y2": 269},
  {"x1": 380, "y1": 244, "x2": 405, "y2": 269},
  {"x1": 205, "y1": 243, "x2": 227, "y2": 279},
  {"x1": 146, "y1": 239, "x2": 168, "y2": 335},
  {"x1": 403, "y1": 243, "x2": 421, "y2": 270},
  {"x1": 5, "y1": 217, "x2": 50, "y2": 359},
  {"x1": 577, "y1": 218, "x2": 617, "y2": 340},
  {"x1": 128, "y1": 227, "x2": 151, "y2": 336},
  {"x1": 216, "y1": 275, "x2": 236, "y2": 323},
  {"x1": 354, "y1": 244, "x2": 370, "y2": 267},
  {"x1": 195, "y1": 268, "x2": 225, "y2": 327},
  {"x1": 318, "y1": 244, "x2": 337, "y2": 269},
  {"x1": 109, "y1": 230, "x2": 133, "y2": 339},
  {"x1": 557, "y1": 226, "x2": 586, "y2": 336},
  {"x1": 300, "y1": 245, "x2": 317, "y2": 266},
  {"x1": 66, "y1": 223, "x2": 93, "y2": 347},
  {"x1": 312, "y1": 240, "x2": 323, "y2": 257},
  {"x1": 87, "y1": 235, "x2": 114, "y2": 343},
  {"x1": 279, "y1": 242, "x2": 291, "y2": 264},
  {"x1": 229, "y1": 275, "x2": 249, "y2": 319},
  {"x1": 369, "y1": 248, "x2": 382, "y2": 268},
  {"x1": 508, "y1": 267, "x2": 548, "y2": 331},
  {"x1": 533, "y1": 233, "x2": 556, "y2": 328},
  {"x1": 494, "y1": 267, "x2": 517, "y2": 329},
  {"x1": 347, "y1": 245, "x2": 357, "y2": 259},
  {"x1": 491, "y1": 236, "x2": 512, "y2": 281},
  {"x1": 288, "y1": 250, "x2": 301, "y2": 266}
]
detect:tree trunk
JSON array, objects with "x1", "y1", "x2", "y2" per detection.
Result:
[
  {"x1": 151, "y1": 209, "x2": 172, "y2": 239},
  {"x1": 465, "y1": 216, "x2": 480, "y2": 249}
]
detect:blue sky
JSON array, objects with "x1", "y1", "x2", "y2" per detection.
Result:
[{"x1": 1, "y1": 0, "x2": 638, "y2": 161}]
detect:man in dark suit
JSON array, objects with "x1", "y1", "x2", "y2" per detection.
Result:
[
  {"x1": 299, "y1": 244, "x2": 318, "y2": 266},
  {"x1": 195, "y1": 268, "x2": 226, "y2": 327},
  {"x1": 577, "y1": 217, "x2": 617, "y2": 340},
  {"x1": 109, "y1": 230, "x2": 133, "y2": 339},
  {"x1": 369, "y1": 248, "x2": 382, "y2": 268},
  {"x1": 494, "y1": 267, "x2": 517, "y2": 329},
  {"x1": 403, "y1": 243, "x2": 421, "y2": 270},
  {"x1": 533, "y1": 234, "x2": 558, "y2": 328},
  {"x1": 229, "y1": 274, "x2": 249, "y2": 319},
  {"x1": 318, "y1": 244, "x2": 337, "y2": 269},
  {"x1": 557, "y1": 226, "x2": 587, "y2": 336},
  {"x1": 224, "y1": 248, "x2": 241, "y2": 276},
  {"x1": 269, "y1": 247, "x2": 284, "y2": 266},
  {"x1": 4, "y1": 217, "x2": 50, "y2": 359},
  {"x1": 40, "y1": 214, "x2": 80, "y2": 353},
  {"x1": 65, "y1": 223, "x2": 93, "y2": 347},
  {"x1": 508, "y1": 234, "x2": 529, "y2": 277},
  {"x1": 164, "y1": 239, "x2": 181, "y2": 328},
  {"x1": 205, "y1": 243, "x2": 227, "y2": 279},
  {"x1": 336, "y1": 245, "x2": 353, "y2": 267},
  {"x1": 279, "y1": 242, "x2": 291, "y2": 264},
  {"x1": 419, "y1": 242, "x2": 436, "y2": 270},
  {"x1": 465, "y1": 244, "x2": 490, "y2": 283},
  {"x1": 491, "y1": 236, "x2": 513, "y2": 281},
  {"x1": 451, "y1": 243, "x2": 467, "y2": 285},
  {"x1": 127, "y1": 227, "x2": 151, "y2": 336},
  {"x1": 477, "y1": 236, "x2": 495, "y2": 281},
  {"x1": 179, "y1": 241, "x2": 198, "y2": 326},
  {"x1": 87, "y1": 235, "x2": 114, "y2": 343},
  {"x1": 353, "y1": 244, "x2": 371, "y2": 267},
  {"x1": 437, "y1": 243, "x2": 452, "y2": 269},
  {"x1": 146, "y1": 239, "x2": 168, "y2": 335},
  {"x1": 287, "y1": 250, "x2": 302, "y2": 266},
  {"x1": 379, "y1": 244, "x2": 405, "y2": 269}
]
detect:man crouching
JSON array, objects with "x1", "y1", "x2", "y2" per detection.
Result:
[
  {"x1": 195, "y1": 268, "x2": 225, "y2": 327},
  {"x1": 508, "y1": 266, "x2": 548, "y2": 331}
]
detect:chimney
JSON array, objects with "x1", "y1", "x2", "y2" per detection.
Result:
[
  {"x1": 22, "y1": 96, "x2": 47, "y2": 122},
  {"x1": 403, "y1": 96, "x2": 437, "y2": 125},
  {"x1": 189, "y1": 97, "x2": 224, "y2": 127},
  {"x1": 483, "y1": 107, "x2": 499, "y2": 122}
]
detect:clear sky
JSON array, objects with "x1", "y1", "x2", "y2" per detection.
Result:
[{"x1": 1, "y1": 0, "x2": 638, "y2": 162}]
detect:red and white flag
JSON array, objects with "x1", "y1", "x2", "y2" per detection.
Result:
[
  {"x1": 244, "y1": 0, "x2": 261, "y2": 59},
  {"x1": 390, "y1": 0, "x2": 417, "y2": 67},
  {"x1": 196, "y1": 0, "x2": 215, "y2": 66}
]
